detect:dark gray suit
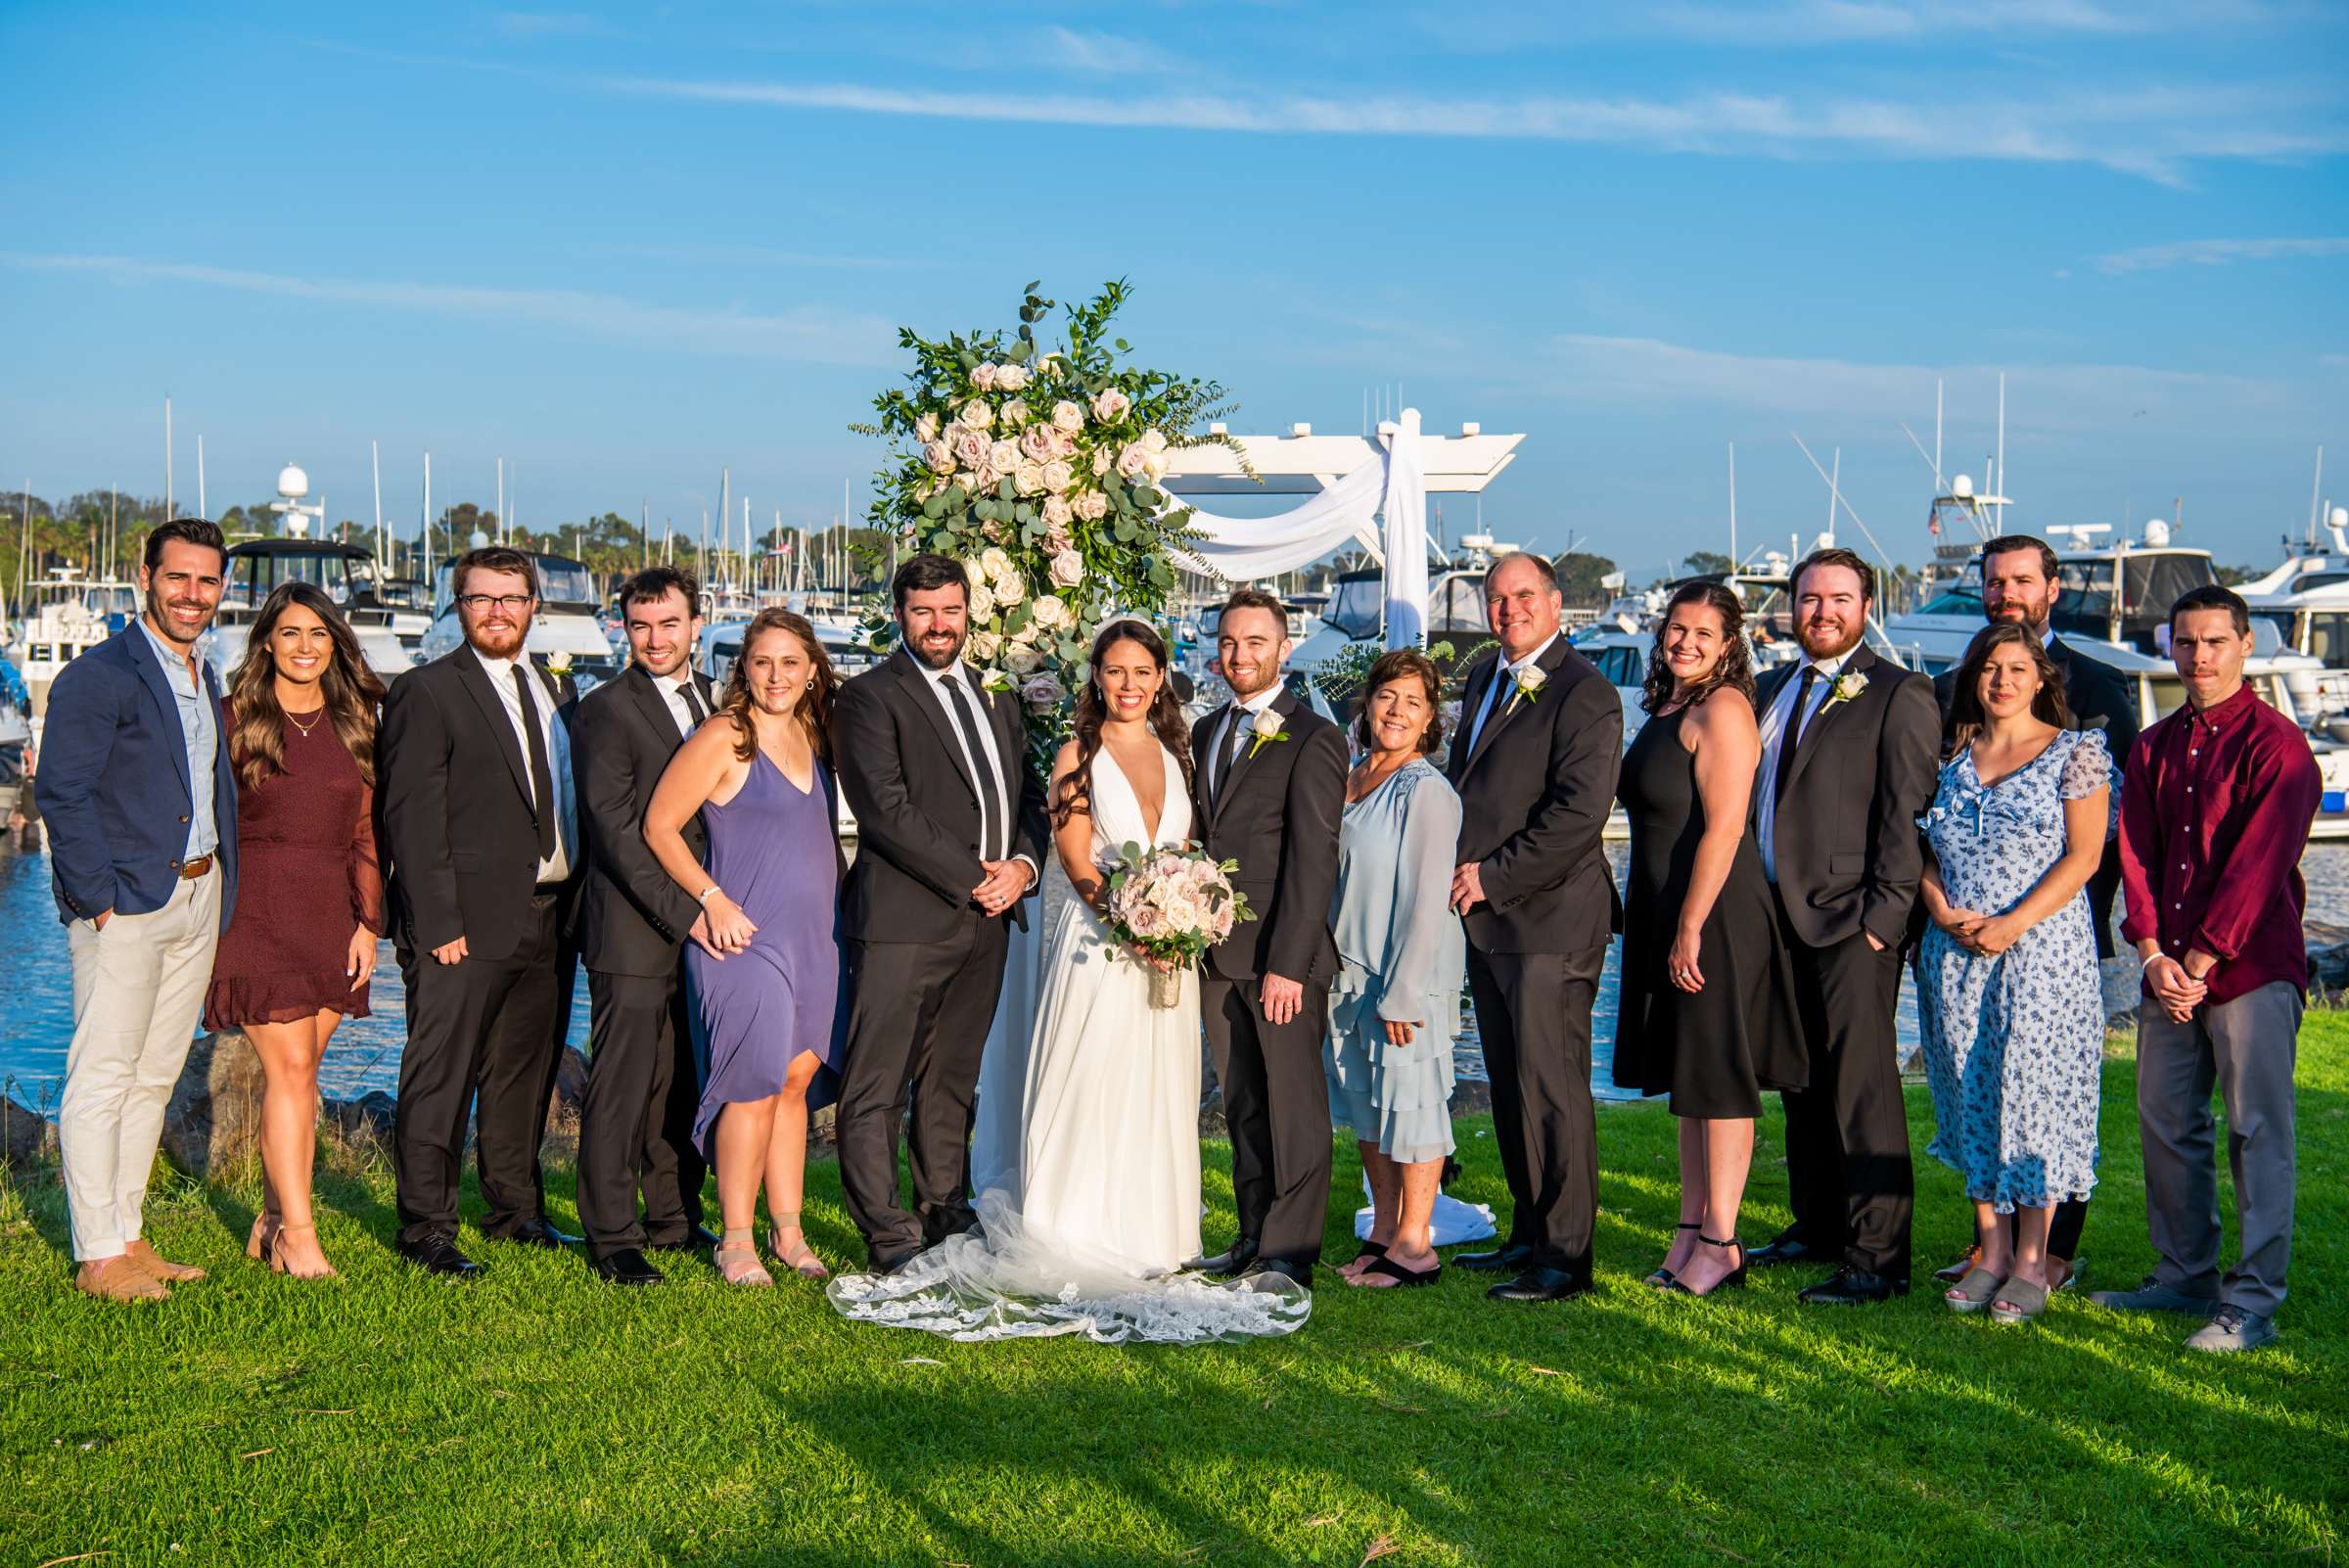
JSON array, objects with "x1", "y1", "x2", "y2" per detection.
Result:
[
  {"x1": 1191, "y1": 686, "x2": 1347, "y2": 1268},
  {"x1": 1755, "y1": 644, "x2": 1939, "y2": 1279},
  {"x1": 1446, "y1": 636, "x2": 1622, "y2": 1277},
  {"x1": 570, "y1": 663, "x2": 717, "y2": 1258}
]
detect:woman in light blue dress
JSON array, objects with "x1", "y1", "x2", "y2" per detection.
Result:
[
  {"x1": 1916, "y1": 623, "x2": 2112, "y2": 1325},
  {"x1": 1326, "y1": 649, "x2": 1466, "y2": 1289}
]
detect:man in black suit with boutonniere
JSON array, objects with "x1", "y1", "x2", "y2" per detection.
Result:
[
  {"x1": 1747, "y1": 546, "x2": 1940, "y2": 1305},
  {"x1": 1188, "y1": 587, "x2": 1347, "y2": 1294},
  {"x1": 1919, "y1": 532, "x2": 2138, "y2": 1292},
  {"x1": 1446, "y1": 552, "x2": 1623, "y2": 1305},
  {"x1": 380, "y1": 545, "x2": 584, "y2": 1277},
  {"x1": 569, "y1": 566, "x2": 722, "y2": 1285},
  {"x1": 832, "y1": 554, "x2": 1049, "y2": 1273}
]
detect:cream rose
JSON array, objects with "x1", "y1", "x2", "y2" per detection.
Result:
[
  {"x1": 978, "y1": 546, "x2": 1013, "y2": 582},
  {"x1": 969, "y1": 580, "x2": 996, "y2": 621},
  {"x1": 958, "y1": 398, "x2": 992, "y2": 431},
  {"x1": 1019, "y1": 425, "x2": 1056, "y2": 463},
  {"x1": 1075, "y1": 490, "x2": 1109, "y2": 521},
  {"x1": 1041, "y1": 494, "x2": 1073, "y2": 527},
  {"x1": 1090, "y1": 449, "x2": 1113, "y2": 478},
  {"x1": 970, "y1": 362, "x2": 999, "y2": 392},
  {"x1": 1049, "y1": 549, "x2": 1084, "y2": 589},
  {"x1": 1050, "y1": 399, "x2": 1083, "y2": 434},
  {"x1": 1116, "y1": 443, "x2": 1148, "y2": 479},
  {"x1": 988, "y1": 438, "x2": 1021, "y2": 474},
  {"x1": 1041, "y1": 459, "x2": 1074, "y2": 494},
  {"x1": 921, "y1": 439, "x2": 955, "y2": 476},
  {"x1": 1002, "y1": 397, "x2": 1031, "y2": 428},
  {"x1": 968, "y1": 629, "x2": 1001, "y2": 661},
  {"x1": 996, "y1": 362, "x2": 1029, "y2": 392},
  {"x1": 915, "y1": 412, "x2": 940, "y2": 443},
  {"x1": 1140, "y1": 451, "x2": 1171, "y2": 484},
  {"x1": 953, "y1": 429, "x2": 991, "y2": 468},
  {"x1": 1002, "y1": 643, "x2": 1042, "y2": 676},
  {"x1": 1140, "y1": 428, "x2": 1168, "y2": 454},
  {"x1": 993, "y1": 570, "x2": 1027, "y2": 606},
  {"x1": 1090, "y1": 388, "x2": 1129, "y2": 422},
  {"x1": 1044, "y1": 525, "x2": 1075, "y2": 555},
  {"x1": 1032, "y1": 593, "x2": 1072, "y2": 631},
  {"x1": 1015, "y1": 461, "x2": 1046, "y2": 497}
]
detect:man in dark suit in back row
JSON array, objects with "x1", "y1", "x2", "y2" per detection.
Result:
[
  {"x1": 570, "y1": 567, "x2": 722, "y2": 1285},
  {"x1": 380, "y1": 545, "x2": 582, "y2": 1277},
  {"x1": 1923, "y1": 532, "x2": 2139, "y2": 1292}
]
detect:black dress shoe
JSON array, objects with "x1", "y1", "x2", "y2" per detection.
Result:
[
  {"x1": 1453, "y1": 1244, "x2": 1532, "y2": 1272},
  {"x1": 1798, "y1": 1266, "x2": 1911, "y2": 1306},
  {"x1": 1487, "y1": 1265, "x2": 1594, "y2": 1303},
  {"x1": 399, "y1": 1236, "x2": 484, "y2": 1278},
  {"x1": 644, "y1": 1223, "x2": 723, "y2": 1252},
  {"x1": 1238, "y1": 1256, "x2": 1313, "y2": 1292},
  {"x1": 1746, "y1": 1235, "x2": 1829, "y2": 1269},
  {"x1": 501, "y1": 1220, "x2": 581, "y2": 1250},
  {"x1": 1191, "y1": 1237, "x2": 1260, "y2": 1277},
  {"x1": 590, "y1": 1248, "x2": 665, "y2": 1285},
  {"x1": 1484, "y1": 1268, "x2": 1597, "y2": 1305}
]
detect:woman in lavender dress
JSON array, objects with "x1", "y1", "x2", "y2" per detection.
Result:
[{"x1": 645, "y1": 610, "x2": 843, "y2": 1287}]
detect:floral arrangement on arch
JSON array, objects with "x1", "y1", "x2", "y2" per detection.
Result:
[{"x1": 857, "y1": 281, "x2": 1245, "y2": 773}]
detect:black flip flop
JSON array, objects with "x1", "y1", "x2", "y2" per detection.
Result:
[
  {"x1": 1353, "y1": 1254, "x2": 1441, "y2": 1288},
  {"x1": 1347, "y1": 1240, "x2": 1390, "y2": 1268}
]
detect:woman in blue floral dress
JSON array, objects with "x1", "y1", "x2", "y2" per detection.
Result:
[{"x1": 1916, "y1": 623, "x2": 2112, "y2": 1325}]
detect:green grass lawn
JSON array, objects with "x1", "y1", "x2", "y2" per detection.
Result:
[{"x1": 5, "y1": 1018, "x2": 2345, "y2": 1568}]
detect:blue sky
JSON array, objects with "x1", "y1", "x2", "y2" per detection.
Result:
[{"x1": 3, "y1": 0, "x2": 2344, "y2": 577}]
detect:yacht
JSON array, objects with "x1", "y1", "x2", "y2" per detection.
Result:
[
  {"x1": 205, "y1": 538, "x2": 415, "y2": 683},
  {"x1": 8, "y1": 569, "x2": 138, "y2": 715},
  {"x1": 420, "y1": 549, "x2": 622, "y2": 694},
  {"x1": 2234, "y1": 504, "x2": 2349, "y2": 727}
]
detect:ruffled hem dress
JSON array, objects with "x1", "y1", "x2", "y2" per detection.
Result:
[
  {"x1": 1323, "y1": 760, "x2": 1467, "y2": 1165},
  {"x1": 203, "y1": 708, "x2": 381, "y2": 1030}
]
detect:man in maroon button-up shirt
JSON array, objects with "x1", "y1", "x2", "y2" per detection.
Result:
[{"x1": 2100, "y1": 586, "x2": 2319, "y2": 1353}]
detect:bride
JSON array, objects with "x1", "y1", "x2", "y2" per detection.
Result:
[{"x1": 827, "y1": 620, "x2": 1309, "y2": 1343}]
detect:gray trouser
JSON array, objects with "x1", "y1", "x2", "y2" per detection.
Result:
[
  {"x1": 2135, "y1": 980, "x2": 2301, "y2": 1317},
  {"x1": 58, "y1": 866, "x2": 222, "y2": 1261}
]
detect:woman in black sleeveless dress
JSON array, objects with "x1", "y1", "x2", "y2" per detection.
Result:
[{"x1": 1613, "y1": 581, "x2": 1803, "y2": 1296}]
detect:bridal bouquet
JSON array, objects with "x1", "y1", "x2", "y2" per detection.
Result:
[{"x1": 1101, "y1": 843, "x2": 1254, "y2": 1009}]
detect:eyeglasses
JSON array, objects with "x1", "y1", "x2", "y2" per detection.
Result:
[{"x1": 458, "y1": 594, "x2": 535, "y2": 613}]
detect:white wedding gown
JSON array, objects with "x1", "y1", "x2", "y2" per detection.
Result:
[{"x1": 827, "y1": 743, "x2": 1311, "y2": 1344}]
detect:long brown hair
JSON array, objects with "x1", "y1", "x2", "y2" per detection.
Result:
[
  {"x1": 227, "y1": 581, "x2": 388, "y2": 792},
  {"x1": 1946, "y1": 621, "x2": 2072, "y2": 756},
  {"x1": 1641, "y1": 580, "x2": 1756, "y2": 715},
  {"x1": 1053, "y1": 620, "x2": 1192, "y2": 828},
  {"x1": 718, "y1": 609, "x2": 838, "y2": 762}
]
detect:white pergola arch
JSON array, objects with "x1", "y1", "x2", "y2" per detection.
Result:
[{"x1": 1162, "y1": 409, "x2": 1524, "y2": 648}]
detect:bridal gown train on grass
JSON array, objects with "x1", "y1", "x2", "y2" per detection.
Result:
[{"x1": 827, "y1": 742, "x2": 1310, "y2": 1344}]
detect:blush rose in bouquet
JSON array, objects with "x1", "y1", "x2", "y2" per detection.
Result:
[{"x1": 1100, "y1": 842, "x2": 1255, "y2": 1009}]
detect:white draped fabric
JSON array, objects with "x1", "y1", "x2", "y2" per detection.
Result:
[{"x1": 1174, "y1": 407, "x2": 1429, "y2": 650}]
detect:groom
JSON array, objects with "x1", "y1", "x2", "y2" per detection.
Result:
[
  {"x1": 1191, "y1": 587, "x2": 1347, "y2": 1292},
  {"x1": 833, "y1": 553, "x2": 1049, "y2": 1272}
]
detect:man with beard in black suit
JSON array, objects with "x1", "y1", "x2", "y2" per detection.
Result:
[{"x1": 1746, "y1": 547, "x2": 1941, "y2": 1305}]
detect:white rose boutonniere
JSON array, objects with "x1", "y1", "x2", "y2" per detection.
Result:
[
  {"x1": 1502, "y1": 661, "x2": 1546, "y2": 715},
  {"x1": 544, "y1": 649, "x2": 573, "y2": 678},
  {"x1": 1245, "y1": 704, "x2": 1291, "y2": 759},
  {"x1": 1822, "y1": 669, "x2": 1870, "y2": 712}
]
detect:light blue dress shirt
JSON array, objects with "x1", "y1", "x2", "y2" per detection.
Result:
[{"x1": 138, "y1": 619, "x2": 218, "y2": 859}]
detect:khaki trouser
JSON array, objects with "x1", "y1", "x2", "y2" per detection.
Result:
[{"x1": 59, "y1": 865, "x2": 222, "y2": 1261}]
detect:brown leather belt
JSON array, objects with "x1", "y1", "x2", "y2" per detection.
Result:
[{"x1": 179, "y1": 854, "x2": 213, "y2": 880}]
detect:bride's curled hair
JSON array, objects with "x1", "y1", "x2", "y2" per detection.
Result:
[{"x1": 1053, "y1": 619, "x2": 1192, "y2": 828}]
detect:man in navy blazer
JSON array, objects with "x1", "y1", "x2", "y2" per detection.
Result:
[{"x1": 36, "y1": 518, "x2": 239, "y2": 1302}]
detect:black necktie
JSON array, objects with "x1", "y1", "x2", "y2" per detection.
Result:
[
  {"x1": 1773, "y1": 666, "x2": 1819, "y2": 803},
  {"x1": 514, "y1": 664, "x2": 556, "y2": 863},
  {"x1": 943, "y1": 672, "x2": 1003, "y2": 861},
  {"x1": 678, "y1": 679, "x2": 708, "y2": 726}
]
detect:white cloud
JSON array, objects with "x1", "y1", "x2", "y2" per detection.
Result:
[
  {"x1": 593, "y1": 73, "x2": 2346, "y2": 183},
  {"x1": 1041, "y1": 25, "x2": 1162, "y2": 74},
  {"x1": 2092, "y1": 236, "x2": 2349, "y2": 273},
  {"x1": 1, "y1": 254, "x2": 897, "y2": 366}
]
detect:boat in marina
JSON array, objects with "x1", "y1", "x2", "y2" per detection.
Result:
[
  {"x1": 420, "y1": 548, "x2": 622, "y2": 694},
  {"x1": 6, "y1": 569, "x2": 139, "y2": 715},
  {"x1": 2234, "y1": 504, "x2": 2349, "y2": 729},
  {"x1": 205, "y1": 537, "x2": 416, "y2": 682}
]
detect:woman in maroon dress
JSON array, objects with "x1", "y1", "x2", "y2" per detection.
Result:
[{"x1": 204, "y1": 581, "x2": 388, "y2": 1278}]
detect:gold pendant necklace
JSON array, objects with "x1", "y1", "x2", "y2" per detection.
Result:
[{"x1": 285, "y1": 707, "x2": 325, "y2": 738}]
